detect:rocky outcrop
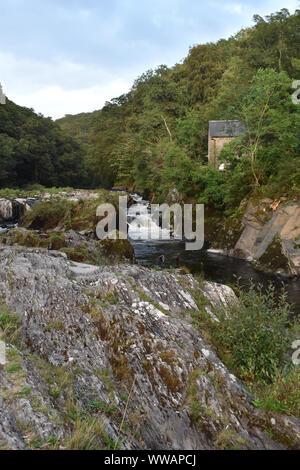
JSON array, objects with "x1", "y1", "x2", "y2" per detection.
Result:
[
  {"x1": 0, "y1": 245, "x2": 299, "y2": 450},
  {"x1": 232, "y1": 199, "x2": 300, "y2": 276},
  {"x1": 0, "y1": 227, "x2": 134, "y2": 265},
  {"x1": 0, "y1": 199, "x2": 30, "y2": 223}
]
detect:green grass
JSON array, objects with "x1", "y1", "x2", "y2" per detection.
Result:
[
  {"x1": 5, "y1": 364, "x2": 22, "y2": 374},
  {"x1": 0, "y1": 304, "x2": 20, "y2": 345},
  {"x1": 87, "y1": 400, "x2": 117, "y2": 416}
]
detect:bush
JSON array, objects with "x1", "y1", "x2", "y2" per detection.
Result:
[
  {"x1": 212, "y1": 283, "x2": 295, "y2": 384},
  {"x1": 254, "y1": 366, "x2": 300, "y2": 418}
]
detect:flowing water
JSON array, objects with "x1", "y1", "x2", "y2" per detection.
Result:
[{"x1": 127, "y1": 194, "x2": 300, "y2": 314}]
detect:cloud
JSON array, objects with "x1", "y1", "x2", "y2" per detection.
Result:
[
  {"x1": 0, "y1": 0, "x2": 299, "y2": 118},
  {"x1": 17, "y1": 82, "x2": 131, "y2": 119},
  {"x1": 221, "y1": 3, "x2": 243, "y2": 15},
  {"x1": 0, "y1": 51, "x2": 132, "y2": 119}
]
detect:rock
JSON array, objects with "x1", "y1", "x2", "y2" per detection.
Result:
[
  {"x1": 233, "y1": 199, "x2": 300, "y2": 276},
  {"x1": 0, "y1": 227, "x2": 135, "y2": 266},
  {"x1": 0, "y1": 199, "x2": 29, "y2": 223},
  {"x1": 69, "y1": 261, "x2": 101, "y2": 277},
  {"x1": 166, "y1": 188, "x2": 183, "y2": 204},
  {"x1": 0, "y1": 245, "x2": 299, "y2": 450},
  {"x1": 100, "y1": 231, "x2": 135, "y2": 262},
  {"x1": 0, "y1": 200, "x2": 13, "y2": 221}
]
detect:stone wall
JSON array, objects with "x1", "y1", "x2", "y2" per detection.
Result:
[{"x1": 208, "y1": 136, "x2": 233, "y2": 167}]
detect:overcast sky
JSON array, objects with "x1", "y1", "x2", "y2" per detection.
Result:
[{"x1": 0, "y1": 0, "x2": 299, "y2": 119}]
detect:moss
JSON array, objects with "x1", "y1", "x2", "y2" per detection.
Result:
[
  {"x1": 158, "y1": 365, "x2": 182, "y2": 393},
  {"x1": 0, "y1": 228, "x2": 65, "y2": 251},
  {"x1": 256, "y1": 237, "x2": 289, "y2": 273},
  {"x1": 21, "y1": 191, "x2": 123, "y2": 232},
  {"x1": 215, "y1": 428, "x2": 247, "y2": 450},
  {"x1": 184, "y1": 368, "x2": 218, "y2": 429},
  {"x1": 158, "y1": 350, "x2": 178, "y2": 365},
  {"x1": 101, "y1": 236, "x2": 134, "y2": 262}
]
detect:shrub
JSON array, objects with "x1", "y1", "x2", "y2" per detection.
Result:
[
  {"x1": 253, "y1": 366, "x2": 300, "y2": 418},
  {"x1": 211, "y1": 283, "x2": 295, "y2": 384}
]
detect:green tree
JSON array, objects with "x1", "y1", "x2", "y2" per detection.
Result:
[{"x1": 220, "y1": 68, "x2": 300, "y2": 193}]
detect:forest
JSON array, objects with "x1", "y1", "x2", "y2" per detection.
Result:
[
  {"x1": 0, "y1": 99, "x2": 86, "y2": 188},
  {"x1": 1, "y1": 8, "x2": 300, "y2": 213}
]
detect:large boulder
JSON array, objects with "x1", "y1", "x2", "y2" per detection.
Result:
[{"x1": 233, "y1": 199, "x2": 300, "y2": 276}]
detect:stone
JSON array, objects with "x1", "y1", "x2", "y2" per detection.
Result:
[
  {"x1": 0, "y1": 245, "x2": 299, "y2": 450},
  {"x1": 233, "y1": 200, "x2": 300, "y2": 275}
]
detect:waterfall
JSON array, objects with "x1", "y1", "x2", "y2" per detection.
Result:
[
  {"x1": 128, "y1": 194, "x2": 171, "y2": 241},
  {"x1": 0, "y1": 198, "x2": 30, "y2": 227},
  {"x1": 13, "y1": 199, "x2": 27, "y2": 220},
  {"x1": 0, "y1": 200, "x2": 13, "y2": 220}
]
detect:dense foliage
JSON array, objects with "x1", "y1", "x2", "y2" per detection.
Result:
[
  {"x1": 0, "y1": 100, "x2": 86, "y2": 188},
  {"x1": 213, "y1": 283, "x2": 293, "y2": 383},
  {"x1": 193, "y1": 281, "x2": 300, "y2": 417},
  {"x1": 57, "y1": 8, "x2": 300, "y2": 209}
]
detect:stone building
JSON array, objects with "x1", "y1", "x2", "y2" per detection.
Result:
[{"x1": 208, "y1": 120, "x2": 245, "y2": 168}]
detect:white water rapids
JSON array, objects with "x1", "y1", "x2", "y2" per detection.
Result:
[{"x1": 127, "y1": 194, "x2": 171, "y2": 241}]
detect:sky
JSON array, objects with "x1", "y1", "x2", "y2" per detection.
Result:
[{"x1": 0, "y1": 0, "x2": 299, "y2": 119}]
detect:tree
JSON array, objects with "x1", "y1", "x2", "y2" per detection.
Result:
[{"x1": 220, "y1": 68, "x2": 300, "y2": 194}]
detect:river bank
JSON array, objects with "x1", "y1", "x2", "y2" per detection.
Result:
[{"x1": 0, "y1": 189, "x2": 300, "y2": 312}]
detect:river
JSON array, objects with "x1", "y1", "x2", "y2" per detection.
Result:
[
  {"x1": 1, "y1": 192, "x2": 299, "y2": 313},
  {"x1": 127, "y1": 194, "x2": 300, "y2": 314}
]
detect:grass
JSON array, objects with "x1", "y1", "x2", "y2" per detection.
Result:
[
  {"x1": 87, "y1": 400, "x2": 117, "y2": 416},
  {"x1": 252, "y1": 366, "x2": 300, "y2": 417},
  {"x1": 64, "y1": 416, "x2": 105, "y2": 450},
  {"x1": 6, "y1": 363, "x2": 22, "y2": 373},
  {"x1": 0, "y1": 303, "x2": 20, "y2": 346},
  {"x1": 215, "y1": 428, "x2": 247, "y2": 450},
  {"x1": 21, "y1": 190, "x2": 123, "y2": 232},
  {"x1": 14, "y1": 387, "x2": 31, "y2": 398}
]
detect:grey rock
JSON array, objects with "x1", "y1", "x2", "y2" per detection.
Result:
[
  {"x1": 0, "y1": 245, "x2": 299, "y2": 450},
  {"x1": 233, "y1": 200, "x2": 300, "y2": 275}
]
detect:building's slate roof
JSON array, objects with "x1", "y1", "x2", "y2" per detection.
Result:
[{"x1": 209, "y1": 120, "x2": 245, "y2": 138}]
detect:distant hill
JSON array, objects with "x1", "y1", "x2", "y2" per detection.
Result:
[
  {"x1": 56, "y1": 110, "x2": 101, "y2": 146},
  {"x1": 0, "y1": 99, "x2": 86, "y2": 188}
]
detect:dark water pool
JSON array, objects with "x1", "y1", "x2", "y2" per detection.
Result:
[{"x1": 131, "y1": 238, "x2": 300, "y2": 315}]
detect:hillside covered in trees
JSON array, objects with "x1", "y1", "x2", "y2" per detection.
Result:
[
  {"x1": 57, "y1": 8, "x2": 300, "y2": 211},
  {"x1": 0, "y1": 100, "x2": 86, "y2": 188}
]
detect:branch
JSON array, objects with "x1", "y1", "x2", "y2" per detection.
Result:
[{"x1": 161, "y1": 115, "x2": 172, "y2": 141}]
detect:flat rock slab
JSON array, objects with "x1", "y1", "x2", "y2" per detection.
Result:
[{"x1": 68, "y1": 261, "x2": 101, "y2": 276}]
